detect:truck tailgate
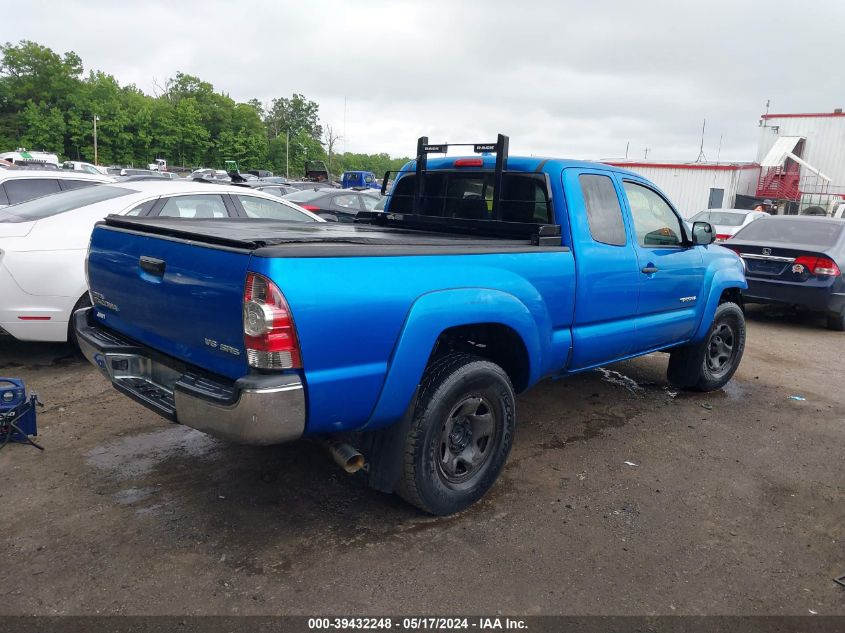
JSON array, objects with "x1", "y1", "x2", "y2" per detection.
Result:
[{"x1": 87, "y1": 224, "x2": 250, "y2": 380}]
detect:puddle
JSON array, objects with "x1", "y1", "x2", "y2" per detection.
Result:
[
  {"x1": 115, "y1": 486, "x2": 159, "y2": 505},
  {"x1": 86, "y1": 426, "x2": 220, "y2": 479},
  {"x1": 595, "y1": 368, "x2": 643, "y2": 393}
]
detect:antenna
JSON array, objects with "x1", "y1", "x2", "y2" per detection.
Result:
[{"x1": 695, "y1": 118, "x2": 707, "y2": 162}]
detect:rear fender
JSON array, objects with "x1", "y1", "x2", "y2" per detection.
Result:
[
  {"x1": 364, "y1": 288, "x2": 541, "y2": 430},
  {"x1": 692, "y1": 257, "x2": 747, "y2": 342}
]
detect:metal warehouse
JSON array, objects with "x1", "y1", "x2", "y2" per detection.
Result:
[{"x1": 602, "y1": 160, "x2": 759, "y2": 218}]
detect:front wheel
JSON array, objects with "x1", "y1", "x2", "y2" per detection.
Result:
[
  {"x1": 668, "y1": 302, "x2": 746, "y2": 392},
  {"x1": 396, "y1": 354, "x2": 516, "y2": 516}
]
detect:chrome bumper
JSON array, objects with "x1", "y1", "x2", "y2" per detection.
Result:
[{"x1": 74, "y1": 308, "x2": 305, "y2": 445}]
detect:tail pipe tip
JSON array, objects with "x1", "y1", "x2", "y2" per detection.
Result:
[{"x1": 326, "y1": 440, "x2": 365, "y2": 474}]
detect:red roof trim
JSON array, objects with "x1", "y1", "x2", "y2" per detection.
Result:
[
  {"x1": 761, "y1": 112, "x2": 845, "y2": 119},
  {"x1": 604, "y1": 161, "x2": 759, "y2": 171}
]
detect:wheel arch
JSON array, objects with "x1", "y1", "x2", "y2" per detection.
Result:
[{"x1": 364, "y1": 288, "x2": 542, "y2": 430}]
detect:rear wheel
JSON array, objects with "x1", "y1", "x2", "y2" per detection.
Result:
[
  {"x1": 827, "y1": 310, "x2": 845, "y2": 331},
  {"x1": 67, "y1": 293, "x2": 92, "y2": 348},
  {"x1": 668, "y1": 302, "x2": 746, "y2": 392},
  {"x1": 396, "y1": 354, "x2": 516, "y2": 516}
]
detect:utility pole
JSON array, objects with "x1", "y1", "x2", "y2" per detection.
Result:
[
  {"x1": 286, "y1": 129, "x2": 290, "y2": 179},
  {"x1": 644, "y1": 147, "x2": 650, "y2": 159},
  {"x1": 93, "y1": 114, "x2": 99, "y2": 165}
]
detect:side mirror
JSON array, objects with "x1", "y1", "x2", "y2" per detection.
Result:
[{"x1": 692, "y1": 221, "x2": 714, "y2": 246}]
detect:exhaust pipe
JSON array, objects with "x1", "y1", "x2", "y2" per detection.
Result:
[{"x1": 325, "y1": 439, "x2": 365, "y2": 474}]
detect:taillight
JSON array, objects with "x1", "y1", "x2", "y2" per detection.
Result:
[
  {"x1": 715, "y1": 233, "x2": 731, "y2": 242},
  {"x1": 300, "y1": 204, "x2": 320, "y2": 211},
  {"x1": 793, "y1": 256, "x2": 842, "y2": 277},
  {"x1": 243, "y1": 272, "x2": 301, "y2": 369}
]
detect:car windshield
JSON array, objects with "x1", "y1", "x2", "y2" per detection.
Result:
[
  {"x1": 733, "y1": 219, "x2": 843, "y2": 247},
  {"x1": 691, "y1": 210, "x2": 747, "y2": 227},
  {"x1": 0, "y1": 185, "x2": 133, "y2": 223},
  {"x1": 283, "y1": 189, "x2": 326, "y2": 202}
]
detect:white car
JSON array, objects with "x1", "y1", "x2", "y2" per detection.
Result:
[
  {"x1": 62, "y1": 161, "x2": 110, "y2": 176},
  {"x1": 0, "y1": 169, "x2": 113, "y2": 208},
  {"x1": 688, "y1": 208, "x2": 769, "y2": 242},
  {"x1": 0, "y1": 180, "x2": 323, "y2": 343}
]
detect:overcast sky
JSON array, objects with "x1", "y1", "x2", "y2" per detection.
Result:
[{"x1": 3, "y1": 0, "x2": 843, "y2": 161}]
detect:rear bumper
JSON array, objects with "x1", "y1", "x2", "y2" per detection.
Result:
[
  {"x1": 74, "y1": 308, "x2": 306, "y2": 445},
  {"x1": 743, "y1": 278, "x2": 845, "y2": 315}
]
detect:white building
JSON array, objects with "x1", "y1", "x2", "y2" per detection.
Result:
[
  {"x1": 755, "y1": 110, "x2": 845, "y2": 210},
  {"x1": 603, "y1": 160, "x2": 760, "y2": 218}
]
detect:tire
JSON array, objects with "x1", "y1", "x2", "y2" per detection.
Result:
[
  {"x1": 396, "y1": 353, "x2": 516, "y2": 516},
  {"x1": 827, "y1": 310, "x2": 845, "y2": 331},
  {"x1": 667, "y1": 302, "x2": 746, "y2": 392},
  {"x1": 67, "y1": 293, "x2": 92, "y2": 348}
]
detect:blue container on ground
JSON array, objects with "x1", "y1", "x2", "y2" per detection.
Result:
[{"x1": 0, "y1": 378, "x2": 38, "y2": 442}]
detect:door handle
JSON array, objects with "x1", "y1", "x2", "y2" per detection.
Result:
[
  {"x1": 139, "y1": 256, "x2": 166, "y2": 276},
  {"x1": 641, "y1": 266, "x2": 659, "y2": 274}
]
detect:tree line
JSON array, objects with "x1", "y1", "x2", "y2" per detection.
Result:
[{"x1": 0, "y1": 40, "x2": 411, "y2": 178}]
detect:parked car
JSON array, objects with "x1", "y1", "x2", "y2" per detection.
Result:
[
  {"x1": 282, "y1": 187, "x2": 382, "y2": 221},
  {"x1": 689, "y1": 208, "x2": 769, "y2": 242},
  {"x1": 0, "y1": 159, "x2": 12, "y2": 169},
  {"x1": 118, "y1": 168, "x2": 160, "y2": 179},
  {"x1": 62, "y1": 161, "x2": 109, "y2": 176},
  {"x1": 0, "y1": 181, "x2": 322, "y2": 343},
  {"x1": 250, "y1": 183, "x2": 300, "y2": 197},
  {"x1": 0, "y1": 169, "x2": 113, "y2": 208},
  {"x1": 726, "y1": 216, "x2": 845, "y2": 330},
  {"x1": 74, "y1": 135, "x2": 746, "y2": 515}
]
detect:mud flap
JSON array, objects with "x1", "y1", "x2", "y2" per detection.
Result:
[{"x1": 361, "y1": 388, "x2": 419, "y2": 494}]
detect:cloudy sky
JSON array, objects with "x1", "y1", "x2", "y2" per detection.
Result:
[{"x1": 3, "y1": 0, "x2": 843, "y2": 161}]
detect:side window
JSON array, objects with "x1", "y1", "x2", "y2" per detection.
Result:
[
  {"x1": 361, "y1": 195, "x2": 380, "y2": 211},
  {"x1": 59, "y1": 179, "x2": 97, "y2": 191},
  {"x1": 579, "y1": 174, "x2": 626, "y2": 246},
  {"x1": 158, "y1": 194, "x2": 228, "y2": 218},
  {"x1": 125, "y1": 199, "x2": 157, "y2": 216},
  {"x1": 623, "y1": 181, "x2": 683, "y2": 247},
  {"x1": 237, "y1": 195, "x2": 311, "y2": 222},
  {"x1": 335, "y1": 195, "x2": 362, "y2": 210},
  {"x1": 4, "y1": 179, "x2": 61, "y2": 204},
  {"x1": 0, "y1": 184, "x2": 8, "y2": 206}
]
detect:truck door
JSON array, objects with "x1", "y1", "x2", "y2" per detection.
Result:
[
  {"x1": 563, "y1": 169, "x2": 641, "y2": 370},
  {"x1": 617, "y1": 178, "x2": 704, "y2": 352}
]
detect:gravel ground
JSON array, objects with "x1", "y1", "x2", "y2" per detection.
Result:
[{"x1": 0, "y1": 305, "x2": 843, "y2": 616}]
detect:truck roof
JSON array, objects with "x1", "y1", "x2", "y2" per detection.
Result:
[{"x1": 404, "y1": 155, "x2": 640, "y2": 178}]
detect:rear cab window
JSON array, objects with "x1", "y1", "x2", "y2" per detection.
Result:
[
  {"x1": 579, "y1": 174, "x2": 626, "y2": 246},
  {"x1": 389, "y1": 172, "x2": 551, "y2": 223}
]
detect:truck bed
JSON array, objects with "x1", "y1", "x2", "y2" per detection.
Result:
[{"x1": 102, "y1": 216, "x2": 568, "y2": 257}]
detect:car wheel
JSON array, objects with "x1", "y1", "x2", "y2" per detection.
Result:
[
  {"x1": 396, "y1": 353, "x2": 516, "y2": 516},
  {"x1": 826, "y1": 310, "x2": 845, "y2": 331},
  {"x1": 67, "y1": 293, "x2": 92, "y2": 348},
  {"x1": 668, "y1": 302, "x2": 746, "y2": 392}
]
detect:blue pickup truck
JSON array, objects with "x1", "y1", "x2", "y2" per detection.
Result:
[
  {"x1": 76, "y1": 134, "x2": 747, "y2": 515},
  {"x1": 341, "y1": 170, "x2": 380, "y2": 189}
]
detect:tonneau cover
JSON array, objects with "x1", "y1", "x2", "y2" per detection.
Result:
[{"x1": 101, "y1": 216, "x2": 566, "y2": 257}]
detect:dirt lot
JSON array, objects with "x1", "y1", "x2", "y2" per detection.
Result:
[{"x1": 0, "y1": 305, "x2": 843, "y2": 616}]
